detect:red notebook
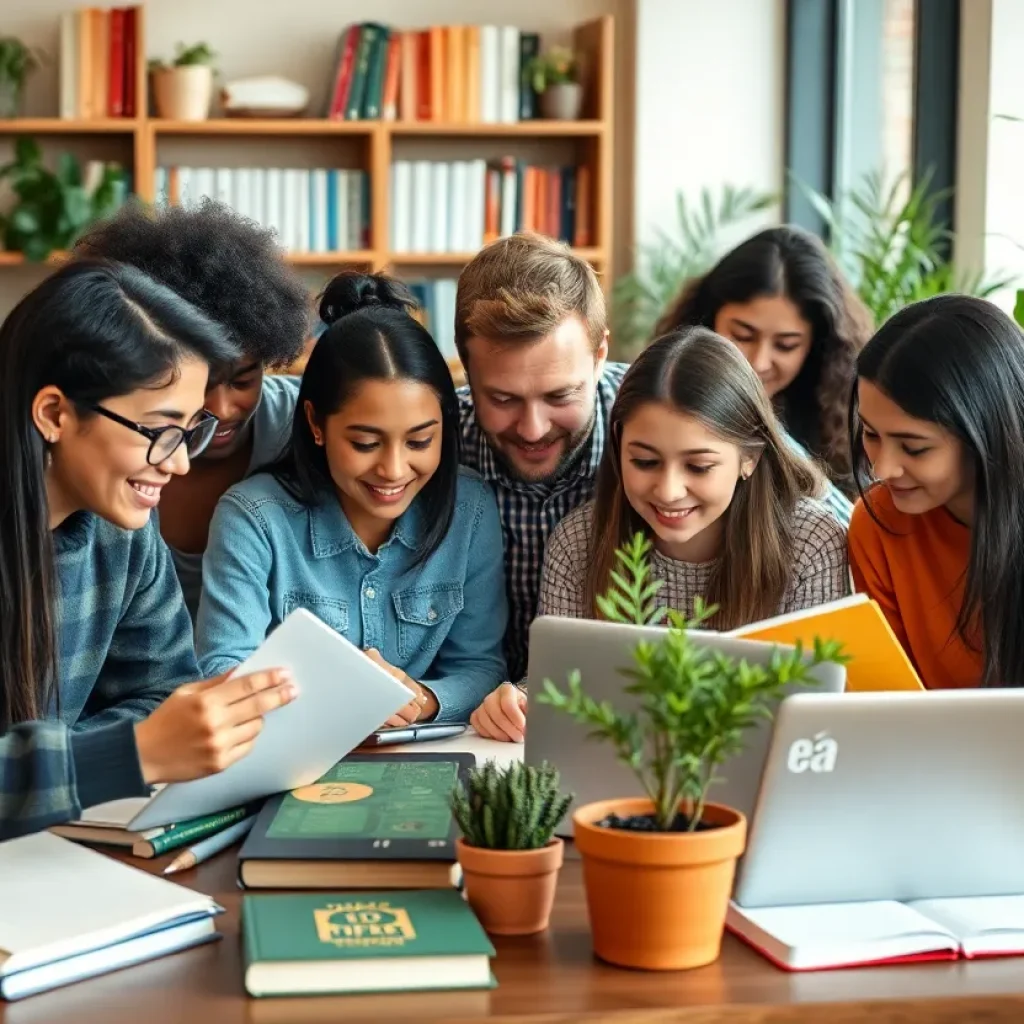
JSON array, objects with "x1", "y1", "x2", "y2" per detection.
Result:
[{"x1": 727, "y1": 895, "x2": 1024, "y2": 972}]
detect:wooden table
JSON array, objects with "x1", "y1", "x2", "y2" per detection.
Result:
[{"x1": 4, "y1": 847, "x2": 1024, "y2": 1024}]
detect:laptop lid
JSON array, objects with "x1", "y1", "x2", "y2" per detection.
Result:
[
  {"x1": 732, "y1": 690, "x2": 1024, "y2": 908},
  {"x1": 524, "y1": 615, "x2": 847, "y2": 836}
]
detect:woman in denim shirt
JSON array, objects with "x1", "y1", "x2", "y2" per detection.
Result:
[{"x1": 196, "y1": 272, "x2": 508, "y2": 726}]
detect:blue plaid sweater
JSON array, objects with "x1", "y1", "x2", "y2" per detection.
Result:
[{"x1": 0, "y1": 512, "x2": 199, "y2": 841}]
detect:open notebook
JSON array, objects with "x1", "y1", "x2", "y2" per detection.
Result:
[
  {"x1": 727, "y1": 895, "x2": 1024, "y2": 971},
  {"x1": 726, "y1": 593, "x2": 924, "y2": 692}
]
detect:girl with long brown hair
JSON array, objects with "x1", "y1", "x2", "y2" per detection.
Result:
[{"x1": 541, "y1": 326, "x2": 849, "y2": 629}]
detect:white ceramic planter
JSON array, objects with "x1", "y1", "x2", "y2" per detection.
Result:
[{"x1": 152, "y1": 65, "x2": 213, "y2": 121}]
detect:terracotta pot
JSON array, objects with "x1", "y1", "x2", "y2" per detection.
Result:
[
  {"x1": 152, "y1": 65, "x2": 214, "y2": 121},
  {"x1": 456, "y1": 837, "x2": 564, "y2": 935},
  {"x1": 540, "y1": 81, "x2": 583, "y2": 120},
  {"x1": 573, "y1": 798, "x2": 747, "y2": 970}
]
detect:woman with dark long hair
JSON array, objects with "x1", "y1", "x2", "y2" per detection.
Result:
[
  {"x1": 0, "y1": 261, "x2": 295, "y2": 841},
  {"x1": 196, "y1": 272, "x2": 507, "y2": 725},
  {"x1": 848, "y1": 294, "x2": 1024, "y2": 689},
  {"x1": 470, "y1": 326, "x2": 849, "y2": 741},
  {"x1": 656, "y1": 226, "x2": 872, "y2": 500}
]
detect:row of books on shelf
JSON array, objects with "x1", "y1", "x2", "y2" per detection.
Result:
[
  {"x1": 59, "y1": 5, "x2": 141, "y2": 120},
  {"x1": 407, "y1": 279, "x2": 457, "y2": 360},
  {"x1": 155, "y1": 166, "x2": 370, "y2": 255},
  {"x1": 390, "y1": 159, "x2": 591, "y2": 254},
  {"x1": 325, "y1": 22, "x2": 542, "y2": 123}
]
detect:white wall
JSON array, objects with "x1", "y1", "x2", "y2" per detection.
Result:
[
  {"x1": 633, "y1": 0, "x2": 786, "y2": 256},
  {"x1": 956, "y1": 0, "x2": 1024, "y2": 313}
]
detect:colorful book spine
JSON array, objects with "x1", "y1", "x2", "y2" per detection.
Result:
[{"x1": 133, "y1": 805, "x2": 251, "y2": 858}]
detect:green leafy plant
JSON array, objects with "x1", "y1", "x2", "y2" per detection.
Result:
[
  {"x1": 796, "y1": 169, "x2": 1015, "y2": 326},
  {"x1": 0, "y1": 138, "x2": 128, "y2": 261},
  {"x1": 148, "y1": 42, "x2": 217, "y2": 72},
  {"x1": 523, "y1": 46, "x2": 579, "y2": 93},
  {"x1": 449, "y1": 760, "x2": 572, "y2": 850},
  {"x1": 610, "y1": 185, "x2": 776, "y2": 357},
  {"x1": 537, "y1": 534, "x2": 848, "y2": 833},
  {"x1": 0, "y1": 37, "x2": 45, "y2": 118},
  {"x1": 1015, "y1": 290, "x2": 1024, "y2": 329}
]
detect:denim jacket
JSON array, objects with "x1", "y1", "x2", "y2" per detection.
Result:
[{"x1": 195, "y1": 467, "x2": 508, "y2": 723}]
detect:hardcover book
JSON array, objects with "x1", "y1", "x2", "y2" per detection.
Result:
[
  {"x1": 238, "y1": 752, "x2": 475, "y2": 889},
  {"x1": 242, "y1": 888, "x2": 495, "y2": 996}
]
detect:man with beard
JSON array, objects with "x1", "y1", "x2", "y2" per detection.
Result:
[{"x1": 455, "y1": 234, "x2": 626, "y2": 740}]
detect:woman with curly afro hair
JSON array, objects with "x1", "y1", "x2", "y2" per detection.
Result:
[
  {"x1": 654, "y1": 225, "x2": 872, "y2": 501},
  {"x1": 74, "y1": 198, "x2": 312, "y2": 619}
]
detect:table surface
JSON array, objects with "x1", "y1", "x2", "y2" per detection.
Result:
[
  {"x1": 4, "y1": 847, "x2": 1024, "y2": 1024},
  {"x1": 6, "y1": 734, "x2": 1024, "y2": 1023}
]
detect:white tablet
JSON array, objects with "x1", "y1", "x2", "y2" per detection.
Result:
[{"x1": 128, "y1": 609, "x2": 414, "y2": 831}]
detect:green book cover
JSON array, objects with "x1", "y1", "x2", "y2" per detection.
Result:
[
  {"x1": 346, "y1": 23, "x2": 378, "y2": 120},
  {"x1": 360, "y1": 24, "x2": 390, "y2": 119},
  {"x1": 239, "y1": 753, "x2": 474, "y2": 867},
  {"x1": 243, "y1": 890, "x2": 496, "y2": 996},
  {"x1": 141, "y1": 805, "x2": 250, "y2": 856}
]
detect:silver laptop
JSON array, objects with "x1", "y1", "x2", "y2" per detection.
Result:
[
  {"x1": 732, "y1": 689, "x2": 1024, "y2": 908},
  {"x1": 524, "y1": 615, "x2": 848, "y2": 836}
]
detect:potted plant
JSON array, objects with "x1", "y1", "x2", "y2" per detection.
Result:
[
  {"x1": 524, "y1": 46, "x2": 583, "y2": 120},
  {"x1": 0, "y1": 137, "x2": 128, "y2": 261},
  {"x1": 449, "y1": 760, "x2": 571, "y2": 936},
  {"x1": 0, "y1": 37, "x2": 44, "y2": 119},
  {"x1": 537, "y1": 533, "x2": 846, "y2": 971},
  {"x1": 149, "y1": 42, "x2": 217, "y2": 121}
]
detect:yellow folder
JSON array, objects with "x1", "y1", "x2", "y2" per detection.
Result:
[{"x1": 727, "y1": 594, "x2": 924, "y2": 692}]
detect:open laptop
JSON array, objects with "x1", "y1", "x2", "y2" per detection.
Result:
[
  {"x1": 524, "y1": 615, "x2": 848, "y2": 836},
  {"x1": 732, "y1": 690, "x2": 1024, "y2": 909}
]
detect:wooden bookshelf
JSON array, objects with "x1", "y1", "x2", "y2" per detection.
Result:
[{"x1": 0, "y1": 15, "x2": 615, "y2": 282}]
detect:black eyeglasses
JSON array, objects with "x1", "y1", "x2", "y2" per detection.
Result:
[{"x1": 90, "y1": 406, "x2": 220, "y2": 465}]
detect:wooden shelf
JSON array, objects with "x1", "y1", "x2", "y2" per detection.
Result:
[
  {"x1": 387, "y1": 120, "x2": 605, "y2": 137},
  {"x1": 287, "y1": 251, "x2": 375, "y2": 266},
  {"x1": 0, "y1": 119, "x2": 139, "y2": 134},
  {"x1": 150, "y1": 119, "x2": 376, "y2": 136},
  {"x1": 388, "y1": 248, "x2": 604, "y2": 266},
  {"x1": 0, "y1": 251, "x2": 69, "y2": 266},
  {"x1": 0, "y1": 15, "x2": 615, "y2": 282}
]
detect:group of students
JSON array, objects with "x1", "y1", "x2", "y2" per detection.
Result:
[{"x1": 1, "y1": 198, "x2": 1022, "y2": 844}]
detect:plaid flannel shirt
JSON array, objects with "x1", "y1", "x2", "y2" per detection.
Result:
[
  {"x1": 457, "y1": 363, "x2": 629, "y2": 681},
  {"x1": 0, "y1": 513, "x2": 198, "y2": 841}
]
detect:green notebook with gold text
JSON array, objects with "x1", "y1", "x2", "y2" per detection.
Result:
[{"x1": 242, "y1": 889, "x2": 496, "y2": 997}]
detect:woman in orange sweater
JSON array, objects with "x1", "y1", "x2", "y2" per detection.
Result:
[{"x1": 847, "y1": 293, "x2": 1024, "y2": 689}]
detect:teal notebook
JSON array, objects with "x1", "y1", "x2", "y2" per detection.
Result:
[{"x1": 242, "y1": 889, "x2": 496, "y2": 997}]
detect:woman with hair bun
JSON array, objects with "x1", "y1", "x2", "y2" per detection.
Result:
[{"x1": 196, "y1": 272, "x2": 508, "y2": 727}]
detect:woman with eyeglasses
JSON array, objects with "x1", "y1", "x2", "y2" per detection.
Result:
[{"x1": 0, "y1": 260, "x2": 296, "y2": 842}]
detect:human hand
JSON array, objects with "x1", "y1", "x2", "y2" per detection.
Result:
[
  {"x1": 469, "y1": 682, "x2": 527, "y2": 743},
  {"x1": 134, "y1": 668, "x2": 296, "y2": 784},
  {"x1": 364, "y1": 648, "x2": 439, "y2": 726}
]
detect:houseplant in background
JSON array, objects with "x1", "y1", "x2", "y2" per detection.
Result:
[
  {"x1": 524, "y1": 46, "x2": 583, "y2": 120},
  {"x1": 0, "y1": 137, "x2": 128, "y2": 261},
  {"x1": 537, "y1": 533, "x2": 846, "y2": 971},
  {"x1": 795, "y1": 168, "x2": 1016, "y2": 326},
  {"x1": 150, "y1": 42, "x2": 217, "y2": 121},
  {"x1": 450, "y1": 760, "x2": 572, "y2": 936},
  {"x1": 0, "y1": 37, "x2": 45, "y2": 119},
  {"x1": 610, "y1": 185, "x2": 776, "y2": 357}
]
